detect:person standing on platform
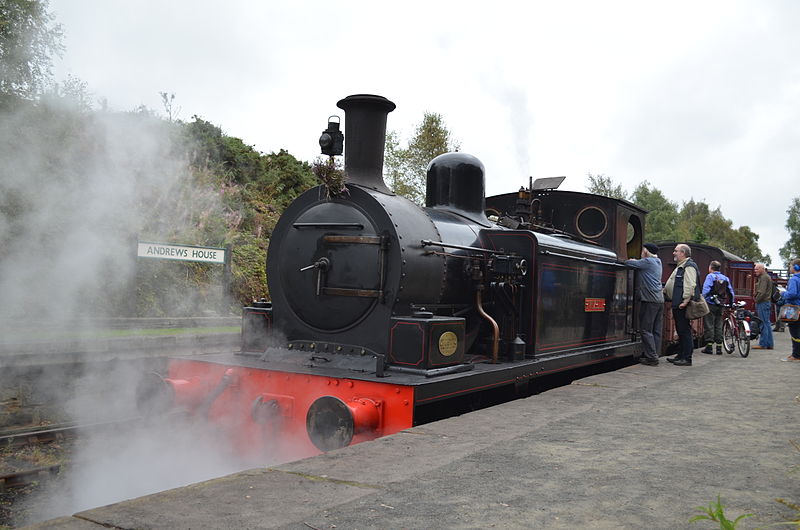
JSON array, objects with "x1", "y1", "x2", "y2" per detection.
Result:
[
  {"x1": 664, "y1": 243, "x2": 699, "y2": 366},
  {"x1": 626, "y1": 243, "x2": 664, "y2": 366},
  {"x1": 701, "y1": 260, "x2": 735, "y2": 355},
  {"x1": 781, "y1": 259, "x2": 800, "y2": 362},
  {"x1": 753, "y1": 263, "x2": 774, "y2": 350}
]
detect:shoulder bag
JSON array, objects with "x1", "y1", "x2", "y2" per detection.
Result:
[
  {"x1": 685, "y1": 260, "x2": 709, "y2": 320},
  {"x1": 779, "y1": 304, "x2": 800, "y2": 322},
  {"x1": 686, "y1": 297, "x2": 710, "y2": 320}
]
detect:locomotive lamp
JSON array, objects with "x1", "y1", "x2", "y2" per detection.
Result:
[{"x1": 319, "y1": 115, "x2": 343, "y2": 156}]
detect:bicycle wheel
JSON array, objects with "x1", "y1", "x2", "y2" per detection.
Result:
[
  {"x1": 737, "y1": 321, "x2": 750, "y2": 358},
  {"x1": 722, "y1": 319, "x2": 735, "y2": 354}
]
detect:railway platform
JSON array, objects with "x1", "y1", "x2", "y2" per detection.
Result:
[{"x1": 26, "y1": 330, "x2": 799, "y2": 529}]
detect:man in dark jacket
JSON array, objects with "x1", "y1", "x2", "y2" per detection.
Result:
[
  {"x1": 626, "y1": 243, "x2": 664, "y2": 366},
  {"x1": 664, "y1": 243, "x2": 699, "y2": 366},
  {"x1": 753, "y1": 263, "x2": 774, "y2": 349}
]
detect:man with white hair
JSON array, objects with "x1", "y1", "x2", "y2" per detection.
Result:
[
  {"x1": 663, "y1": 243, "x2": 699, "y2": 366},
  {"x1": 753, "y1": 263, "x2": 774, "y2": 349}
]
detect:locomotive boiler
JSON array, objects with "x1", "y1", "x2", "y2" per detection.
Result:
[{"x1": 138, "y1": 94, "x2": 646, "y2": 462}]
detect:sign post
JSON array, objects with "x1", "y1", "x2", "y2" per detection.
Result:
[
  {"x1": 137, "y1": 242, "x2": 227, "y2": 264},
  {"x1": 136, "y1": 241, "x2": 231, "y2": 315}
]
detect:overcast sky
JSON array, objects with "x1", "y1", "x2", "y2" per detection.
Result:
[{"x1": 49, "y1": 0, "x2": 799, "y2": 266}]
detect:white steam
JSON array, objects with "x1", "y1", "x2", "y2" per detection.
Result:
[
  {"x1": 0, "y1": 98, "x2": 251, "y2": 524},
  {"x1": 0, "y1": 98, "x2": 217, "y2": 327}
]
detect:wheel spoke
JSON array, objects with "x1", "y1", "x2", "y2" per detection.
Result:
[
  {"x1": 723, "y1": 319, "x2": 735, "y2": 353},
  {"x1": 737, "y1": 322, "x2": 750, "y2": 357}
]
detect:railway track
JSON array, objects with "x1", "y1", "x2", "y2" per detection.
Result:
[
  {"x1": 0, "y1": 415, "x2": 174, "y2": 448},
  {"x1": 0, "y1": 417, "x2": 146, "y2": 491},
  {"x1": 1, "y1": 420, "x2": 90, "y2": 447},
  {"x1": 0, "y1": 464, "x2": 62, "y2": 491}
]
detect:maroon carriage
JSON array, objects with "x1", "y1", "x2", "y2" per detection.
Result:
[{"x1": 655, "y1": 242, "x2": 754, "y2": 355}]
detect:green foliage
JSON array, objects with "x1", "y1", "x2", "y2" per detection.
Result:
[
  {"x1": 0, "y1": 88, "x2": 318, "y2": 317},
  {"x1": 689, "y1": 496, "x2": 753, "y2": 529},
  {"x1": 42, "y1": 74, "x2": 92, "y2": 111},
  {"x1": 131, "y1": 118, "x2": 317, "y2": 312},
  {"x1": 260, "y1": 148, "x2": 316, "y2": 211},
  {"x1": 674, "y1": 200, "x2": 769, "y2": 263},
  {"x1": 385, "y1": 112, "x2": 458, "y2": 205},
  {"x1": 586, "y1": 173, "x2": 629, "y2": 200},
  {"x1": 631, "y1": 181, "x2": 678, "y2": 241},
  {"x1": 230, "y1": 232, "x2": 269, "y2": 302},
  {"x1": 779, "y1": 197, "x2": 800, "y2": 266},
  {"x1": 160, "y1": 118, "x2": 315, "y2": 308},
  {"x1": 588, "y1": 177, "x2": 768, "y2": 263},
  {"x1": 0, "y1": 0, "x2": 63, "y2": 103},
  {"x1": 312, "y1": 156, "x2": 347, "y2": 199},
  {"x1": 135, "y1": 260, "x2": 224, "y2": 317},
  {"x1": 0, "y1": 6, "x2": 312, "y2": 316}
]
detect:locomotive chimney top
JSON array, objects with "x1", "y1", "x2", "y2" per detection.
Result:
[{"x1": 336, "y1": 94, "x2": 396, "y2": 194}]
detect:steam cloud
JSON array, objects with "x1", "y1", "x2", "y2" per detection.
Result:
[
  {"x1": 0, "y1": 98, "x2": 256, "y2": 524},
  {"x1": 0, "y1": 99, "x2": 197, "y2": 327}
]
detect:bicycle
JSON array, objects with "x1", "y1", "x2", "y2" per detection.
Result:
[{"x1": 721, "y1": 301, "x2": 751, "y2": 357}]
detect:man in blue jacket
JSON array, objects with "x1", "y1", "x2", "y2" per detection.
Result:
[
  {"x1": 701, "y1": 260, "x2": 735, "y2": 354},
  {"x1": 626, "y1": 243, "x2": 664, "y2": 366},
  {"x1": 781, "y1": 259, "x2": 800, "y2": 362}
]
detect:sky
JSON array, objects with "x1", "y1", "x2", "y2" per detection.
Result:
[{"x1": 48, "y1": 0, "x2": 800, "y2": 266}]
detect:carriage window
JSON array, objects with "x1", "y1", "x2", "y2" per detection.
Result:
[{"x1": 576, "y1": 206, "x2": 607, "y2": 239}]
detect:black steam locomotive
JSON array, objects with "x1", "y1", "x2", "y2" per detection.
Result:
[{"x1": 141, "y1": 94, "x2": 646, "y2": 460}]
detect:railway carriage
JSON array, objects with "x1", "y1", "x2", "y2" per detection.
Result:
[{"x1": 655, "y1": 242, "x2": 755, "y2": 354}]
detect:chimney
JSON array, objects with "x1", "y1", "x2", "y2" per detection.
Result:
[{"x1": 336, "y1": 94, "x2": 396, "y2": 193}]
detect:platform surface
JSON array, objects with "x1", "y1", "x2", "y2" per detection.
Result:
[{"x1": 26, "y1": 330, "x2": 800, "y2": 529}]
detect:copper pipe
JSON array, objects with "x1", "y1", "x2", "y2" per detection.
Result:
[{"x1": 476, "y1": 289, "x2": 500, "y2": 363}]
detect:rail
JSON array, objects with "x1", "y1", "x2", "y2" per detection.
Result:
[
  {"x1": 0, "y1": 465, "x2": 61, "y2": 491},
  {"x1": 0, "y1": 417, "x2": 144, "y2": 447}
]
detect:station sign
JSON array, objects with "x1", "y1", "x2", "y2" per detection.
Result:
[{"x1": 137, "y1": 242, "x2": 226, "y2": 264}]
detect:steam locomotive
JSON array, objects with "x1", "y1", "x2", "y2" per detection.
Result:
[{"x1": 138, "y1": 94, "x2": 646, "y2": 462}]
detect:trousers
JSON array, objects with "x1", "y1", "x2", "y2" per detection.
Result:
[
  {"x1": 672, "y1": 306, "x2": 693, "y2": 361},
  {"x1": 639, "y1": 301, "x2": 664, "y2": 360},
  {"x1": 756, "y1": 301, "x2": 774, "y2": 348},
  {"x1": 789, "y1": 321, "x2": 800, "y2": 359},
  {"x1": 702, "y1": 303, "x2": 724, "y2": 344}
]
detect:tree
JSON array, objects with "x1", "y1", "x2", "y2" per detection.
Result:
[
  {"x1": 727, "y1": 225, "x2": 769, "y2": 265},
  {"x1": 630, "y1": 181, "x2": 678, "y2": 242},
  {"x1": 780, "y1": 197, "x2": 800, "y2": 266},
  {"x1": 614, "y1": 180, "x2": 768, "y2": 262},
  {"x1": 585, "y1": 173, "x2": 628, "y2": 200},
  {"x1": 675, "y1": 199, "x2": 713, "y2": 244},
  {"x1": 384, "y1": 112, "x2": 458, "y2": 205},
  {"x1": 673, "y1": 199, "x2": 769, "y2": 263},
  {"x1": 0, "y1": 0, "x2": 64, "y2": 104},
  {"x1": 160, "y1": 91, "x2": 180, "y2": 122}
]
